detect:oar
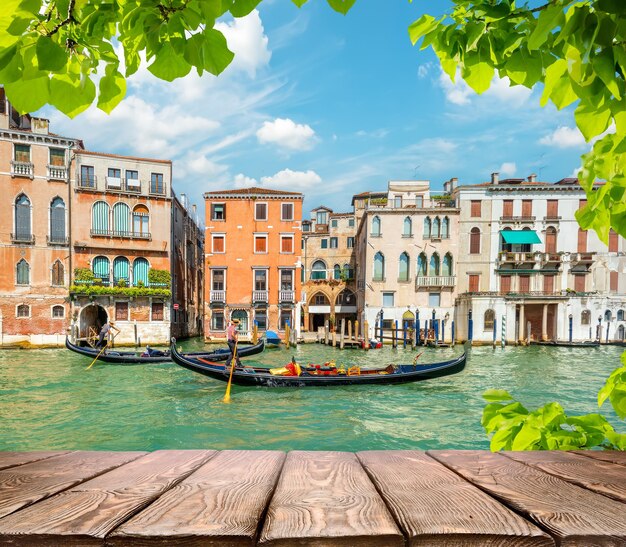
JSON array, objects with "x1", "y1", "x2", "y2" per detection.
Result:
[
  {"x1": 223, "y1": 339, "x2": 239, "y2": 403},
  {"x1": 87, "y1": 344, "x2": 107, "y2": 370}
]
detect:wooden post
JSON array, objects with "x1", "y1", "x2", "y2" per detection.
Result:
[
  {"x1": 284, "y1": 324, "x2": 290, "y2": 348},
  {"x1": 411, "y1": 325, "x2": 416, "y2": 350},
  {"x1": 252, "y1": 324, "x2": 258, "y2": 344},
  {"x1": 354, "y1": 320, "x2": 359, "y2": 343},
  {"x1": 348, "y1": 320, "x2": 353, "y2": 346},
  {"x1": 340, "y1": 318, "x2": 345, "y2": 349},
  {"x1": 332, "y1": 329, "x2": 337, "y2": 348},
  {"x1": 324, "y1": 320, "x2": 329, "y2": 345},
  {"x1": 363, "y1": 320, "x2": 369, "y2": 350},
  {"x1": 393, "y1": 320, "x2": 398, "y2": 348}
]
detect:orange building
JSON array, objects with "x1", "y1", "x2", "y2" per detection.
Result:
[{"x1": 204, "y1": 187, "x2": 303, "y2": 340}]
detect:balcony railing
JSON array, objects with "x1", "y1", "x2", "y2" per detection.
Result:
[
  {"x1": 541, "y1": 252, "x2": 562, "y2": 263},
  {"x1": 47, "y1": 235, "x2": 69, "y2": 245},
  {"x1": 149, "y1": 183, "x2": 167, "y2": 196},
  {"x1": 11, "y1": 232, "x2": 35, "y2": 244},
  {"x1": 279, "y1": 290, "x2": 295, "y2": 303},
  {"x1": 544, "y1": 215, "x2": 561, "y2": 222},
  {"x1": 105, "y1": 177, "x2": 142, "y2": 193},
  {"x1": 364, "y1": 197, "x2": 457, "y2": 210},
  {"x1": 498, "y1": 251, "x2": 537, "y2": 263},
  {"x1": 572, "y1": 252, "x2": 595, "y2": 262},
  {"x1": 90, "y1": 229, "x2": 152, "y2": 240},
  {"x1": 253, "y1": 290, "x2": 268, "y2": 303},
  {"x1": 11, "y1": 161, "x2": 34, "y2": 178},
  {"x1": 47, "y1": 165, "x2": 68, "y2": 181},
  {"x1": 210, "y1": 290, "x2": 225, "y2": 303},
  {"x1": 500, "y1": 215, "x2": 536, "y2": 223},
  {"x1": 416, "y1": 275, "x2": 456, "y2": 288},
  {"x1": 77, "y1": 175, "x2": 97, "y2": 188}
]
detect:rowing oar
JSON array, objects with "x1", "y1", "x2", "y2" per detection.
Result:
[
  {"x1": 223, "y1": 339, "x2": 239, "y2": 403},
  {"x1": 87, "y1": 344, "x2": 107, "y2": 370}
]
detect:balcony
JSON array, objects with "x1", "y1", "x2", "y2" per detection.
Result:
[
  {"x1": 11, "y1": 232, "x2": 35, "y2": 244},
  {"x1": 500, "y1": 216, "x2": 536, "y2": 223},
  {"x1": 77, "y1": 175, "x2": 97, "y2": 189},
  {"x1": 149, "y1": 183, "x2": 167, "y2": 197},
  {"x1": 90, "y1": 229, "x2": 152, "y2": 240},
  {"x1": 105, "y1": 177, "x2": 142, "y2": 193},
  {"x1": 498, "y1": 251, "x2": 537, "y2": 263},
  {"x1": 11, "y1": 161, "x2": 34, "y2": 178},
  {"x1": 47, "y1": 235, "x2": 69, "y2": 246},
  {"x1": 416, "y1": 275, "x2": 456, "y2": 288},
  {"x1": 210, "y1": 290, "x2": 225, "y2": 304},
  {"x1": 253, "y1": 290, "x2": 268, "y2": 303},
  {"x1": 543, "y1": 215, "x2": 561, "y2": 223},
  {"x1": 47, "y1": 165, "x2": 68, "y2": 181},
  {"x1": 572, "y1": 252, "x2": 595, "y2": 263},
  {"x1": 541, "y1": 252, "x2": 562, "y2": 264},
  {"x1": 279, "y1": 290, "x2": 295, "y2": 303}
]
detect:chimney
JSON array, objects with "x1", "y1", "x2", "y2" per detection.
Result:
[
  {"x1": 443, "y1": 181, "x2": 450, "y2": 193},
  {"x1": 450, "y1": 177, "x2": 458, "y2": 191},
  {"x1": 31, "y1": 117, "x2": 49, "y2": 135},
  {"x1": 491, "y1": 172, "x2": 499, "y2": 185},
  {"x1": 180, "y1": 193, "x2": 187, "y2": 209},
  {"x1": 528, "y1": 173, "x2": 537, "y2": 183}
]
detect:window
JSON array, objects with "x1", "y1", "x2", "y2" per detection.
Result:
[
  {"x1": 415, "y1": 195, "x2": 424, "y2": 208},
  {"x1": 441, "y1": 217, "x2": 449, "y2": 239},
  {"x1": 500, "y1": 275, "x2": 511, "y2": 294},
  {"x1": 212, "y1": 234, "x2": 225, "y2": 253},
  {"x1": 543, "y1": 274, "x2": 555, "y2": 294},
  {"x1": 81, "y1": 165, "x2": 95, "y2": 187},
  {"x1": 519, "y1": 275, "x2": 530, "y2": 293},
  {"x1": 337, "y1": 289, "x2": 355, "y2": 305},
  {"x1": 611, "y1": 271, "x2": 618, "y2": 292},
  {"x1": 92, "y1": 256, "x2": 110, "y2": 284},
  {"x1": 280, "y1": 269, "x2": 293, "y2": 290},
  {"x1": 578, "y1": 229, "x2": 587, "y2": 253},
  {"x1": 545, "y1": 226, "x2": 557, "y2": 254},
  {"x1": 503, "y1": 200, "x2": 513, "y2": 217},
  {"x1": 255, "y1": 309, "x2": 267, "y2": 331},
  {"x1": 321, "y1": 239, "x2": 328, "y2": 249},
  {"x1": 618, "y1": 310, "x2": 624, "y2": 321},
  {"x1": 348, "y1": 218, "x2": 355, "y2": 227},
  {"x1": 132, "y1": 204, "x2": 149, "y2": 236},
  {"x1": 113, "y1": 256, "x2": 130, "y2": 286},
  {"x1": 17, "y1": 304, "x2": 29, "y2": 318},
  {"x1": 334, "y1": 264, "x2": 342, "y2": 280},
  {"x1": 107, "y1": 167, "x2": 121, "y2": 179},
  {"x1": 609, "y1": 229, "x2": 619, "y2": 252},
  {"x1": 347, "y1": 237, "x2": 354, "y2": 248},
  {"x1": 16, "y1": 259, "x2": 29, "y2": 285},
  {"x1": 428, "y1": 293, "x2": 441, "y2": 307},
  {"x1": 373, "y1": 252, "x2": 385, "y2": 281},
  {"x1": 432, "y1": 217, "x2": 440, "y2": 238},
  {"x1": 470, "y1": 200, "x2": 481, "y2": 217},
  {"x1": 133, "y1": 257, "x2": 149, "y2": 286},
  {"x1": 92, "y1": 201, "x2": 110, "y2": 235},
  {"x1": 581, "y1": 309, "x2": 591, "y2": 325},
  {"x1": 112, "y1": 202, "x2": 130, "y2": 235},
  {"x1": 382, "y1": 292, "x2": 395, "y2": 307},
  {"x1": 254, "y1": 235, "x2": 268, "y2": 253},
  {"x1": 423, "y1": 217, "x2": 431, "y2": 238},
  {"x1": 311, "y1": 260, "x2": 327, "y2": 280},
  {"x1": 211, "y1": 311, "x2": 225, "y2": 330},
  {"x1": 255, "y1": 202, "x2": 268, "y2": 221},
  {"x1": 125, "y1": 170, "x2": 139, "y2": 188},
  {"x1": 522, "y1": 200, "x2": 533, "y2": 218},
  {"x1": 403, "y1": 217, "x2": 412, "y2": 237},
  {"x1": 316, "y1": 211, "x2": 328, "y2": 224},
  {"x1": 547, "y1": 200, "x2": 558, "y2": 218},
  {"x1": 14, "y1": 144, "x2": 30, "y2": 162},
  {"x1": 52, "y1": 305, "x2": 64, "y2": 318},
  {"x1": 279, "y1": 310, "x2": 292, "y2": 330},
  {"x1": 254, "y1": 269, "x2": 267, "y2": 291},
  {"x1": 211, "y1": 203, "x2": 225, "y2": 221},
  {"x1": 49, "y1": 148, "x2": 65, "y2": 166},
  {"x1": 470, "y1": 227, "x2": 480, "y2": 254},
  {"x1": 417, "y1": 253, "x2": 427, "y2": 276},
  {"x1": 442, "y1": 253, "x2": 453, "y2": 276},
  {"x1": 50, "y1": 197, "x2": 65, "y2": 243},
  {"x1": 430, "y1": 253, "x2": 440, "y2": 276},
  {"x1": 15, "y1": 194, "x2": 31, "y2": 240},
  {"x1": 399, "y1": 252, "x2": 410, "y2": 281},
  {"x1": 212, "y1": 269, "x2": 225, "y2": 290},
  {"x1": 330, "y1": 237, "x2": 338, "y2": 249},
  {"x1": 51, "y1": 260, "x2": 64, "y2": 286},
  {"x1": 302, "y1": 222, "x2": 311, "y2": 232},
  {"x1": 331, "y1": 219, "x2": 338, "y2": 228},
  {"x1": 605, "y1": 309, "x2": 613, "y2": 321},
  {"x1": 150, "y1": 173, "x2": 164, "y2": 194},
  {"x1": 115, "y1": 301, "x2": 129, "y2": 321},
  {"x1": 281, "y1": 203, "x2": 294, "y2": 221},
  {"x1": 484, "y1": 309, "x2": 495, "y2": 330},
  {"x1": 152, "y1": 303, "x2": 164, "y2": 321},
  {"x1": 468, "y1": 274, "x2": 480, "y2": 292},
  {"x1": 343, "y1": 263, "x2": 354, "y2": 280},
  {"x1": 280, "y1": 235, "x2": 294, "y2": 253},
  {"x1": 574, "y1": 274, "x2": 586, "y2": 292},
  {"x1": 371, "y1": 216, "x2": 381, "y2": 236},
  {"x1": 313, "y1": 293, "x2": 329, "y2": 305}
]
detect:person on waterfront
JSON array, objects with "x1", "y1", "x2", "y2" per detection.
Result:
[
  {"x1": 97, "y1": 320, "x2": 119, "y2": 348},
  {"x1": 225, "y1": 319, "x2": 241, "y2": 370}
]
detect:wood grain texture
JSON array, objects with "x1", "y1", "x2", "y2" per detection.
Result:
[
  {"x1": 0, "y1": 451, "x2": 145, "y2": 519},
  {"x1": 258, "y1": 451, "x2": 403, "y2": 547},
  {"x1": 0, "y1": 450, "x2": 215, "y2": 544},
  {"x1": 429, "y1": 450, "x2": 626, "y2": 546},
  {"x1": 110, "y1": 450, "x2": 285, "y2": 546},
  {"x1": 357, "y1": 450, "x2": 553, "y2": 547},
  {"x1": 573, "y1": 450, "x2": 626, "y2": 467},
  {"x1": 503, "y1": 451, "x2": 626, "y2": 504},
  {"x1": 0, "y1": 451, "x2": 70, "y2": 471}
]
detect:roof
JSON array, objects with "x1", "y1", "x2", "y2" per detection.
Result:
[
  {"x1": 204, "y1": 187, "x2": 303, "y2": 199},
  {"x1": 76, "y1": 150, "x2": 172, "y2": 164},
  {"x1": 500, "y1": 230, "x2": 542, "y2": 245}
]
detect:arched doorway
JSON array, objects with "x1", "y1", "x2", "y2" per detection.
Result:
[
  {"x1": 309, "y1": 292, "x2": 330, "y2": 331},
  {"x1": 230, "y1": 309, "x2": 249, "y2": 333},
  {"x1": 79, "y1": 304, "x2": 108, "y2": 345}
]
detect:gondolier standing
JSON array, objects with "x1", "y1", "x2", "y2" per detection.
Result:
[
  {"x1": 225, "y1": 319, "x2": 241, "y2": 369},
  {"x1": 96, "y1": 320, "x2": 120, "y2": 348}
]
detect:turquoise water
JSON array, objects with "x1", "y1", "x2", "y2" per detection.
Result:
[{"x1": 1, "y1": 340, "x2": 624, "y2": 452}]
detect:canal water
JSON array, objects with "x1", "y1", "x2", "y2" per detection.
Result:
[{"x1": 1, "y1": 340, "x2": 624, "y2": 452}]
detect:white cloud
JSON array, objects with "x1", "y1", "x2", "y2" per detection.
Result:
[
  {"x1": 233, "y1": 173, "x2": 259, "y2": 187},
  {"x1": 256, "y1": 118, "x2": 317, "y2": 150},
  {"x1": 539, "y1": 126, "x2": 586, "y2": 149},
  {"x1": 438, "y1": 70, "x2": 473, "y2": 105},
  {"x1": 260, "y1": 168, "x2": 322, "y2": 190},
  {"x1": 356, "y1": 129, "x2": 389, "y2": 139},
  {"x1": 417, "y1": 63, "x2": 431, "y2": 79},
  {"x1": 177, "y1": 153, "x2": 229, "y2": 178},
  {"x1": 499, "y1": 162, "x2": 517, "y2": 176},
  {"x1": 438, "y1": 69, "x2": 532, "y2": 106}
]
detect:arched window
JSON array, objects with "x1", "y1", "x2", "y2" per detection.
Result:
[
  {"x1": 442, "y1": 253, "x2": 453, "y2": 276},
  {"x1": 618, "y1": 325, "x2": 625, "y2": 341},
  {"x1": 113, "y1": 256, "x2": 130, "y2": 285},
  {"x1": 50, "y1": 197, "x2": 66, "y2": 243},
  {"x1": 545, "y1": 226, "x2": 557, "y2": 253},
  {"x1": 343, "y1": 263, "x2": 354, "y2": 280},
  {"x1": 113, "y1": 202, "x2": 130, "y2": 235},
  {"x1": 133, "y1": 204, "x2": 149, "y2": 237},
  {"x1": 334, "y1": 264, "x2": 342, "y2": 280},
  {"x1": 605, "y1": 309, "x2": 613, "y2": 321},
  {"x1": 403, "y1": 217, "x2": 412, "y2": 237},
  {"x1": 618, "y1": 309, "x2": 624, "y2": 321},
  {"x1": 311, "y1": 292, "x2": 330, "y2": 306},
  {"x1": 52, "y1": 305, "x2": 65, "y2": 318},
  {"x1": 51, "y1": 260, "x2": 64, "y2": 286},
  {"x1": 424, "y1": 217, "x2": 431, "y2": 238},
  {"x1": 16, "y1": 304, "x2": 29, "y2": 318},
  {"x1": 417, "y1": 252, "x2": 427, "y2": 276},
  {"x1": 373, "y1": 252, "x2": 385, "y2": 281},
  {"x1": 442, "y1": 216, "x2": 450, "y2": 239},
  {"x1": 92, "y1": 201, "x2": 110, "y2": 235},
  {"x1": 372, "y1": 216, "x2": 381, "y2": 236},
  {"x1": 133, "y1": 257, "x2": 149, "y2": 287},
  {"x1": 581, "y1": 310, "x2": 591, "y2": 325},
  {"x1": 231, "y1": 309, "x2": 249, "y2": 332},
  {"x1": 311, "y1": 260, "x2": 327, "y2": 280},
  {"x1": 432, "y1": 217, "x2": 441, "y2": 238},
  {"x1": 92, "y1": 255, "x2": 110, "y2": 284},
  {"x1": 484, "y1": 309, "x2": 495, "y2": 330},
  {"x1": 16, "y1": 259, "x2": 29, "y2": 285},
  {"x1": 399, "y1": 252, "x2": 410, "y2": 281},
  {"x1": 470, "y1": 227, "x2": 481, "y2": 254},
  {"x1": 336, "y1": 289, "x2": 356, "y2": 306},
  {"x1": 430, "y1": 253, "x2": 440, "y2": 276},
  {"x1": 15, "y1": 194, "x2": 31, "y2": 240}
]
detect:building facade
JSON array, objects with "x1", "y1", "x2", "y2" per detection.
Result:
[
  {"x1": 204, "y1": 187, "x2": 303, "y2": 341},
  {"x1": 453, "y1": 173, "x2": 626, "y2": 344}
]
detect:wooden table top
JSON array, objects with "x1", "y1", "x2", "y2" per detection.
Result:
[{"x1": 0, "y1": 449, "x2": 624, "y2": 546}]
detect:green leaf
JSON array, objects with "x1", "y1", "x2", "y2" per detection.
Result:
[
  {"x1": 575, "y1": 100, "x2": 612, "y2": 142},
  {"x1": 462, "y1": 49, "x2": 493, "y2": 94},
  {"x1": 408, "y1": 14, "x2": 437, "y2": 46},
  {"x1": 97, "y1": 65, "x2": 126, "y2": 114},
  {"x1": 291, "y1": 0, "x2": 308, "y2": 6},
  {"x1": 483, "y1": 389, "x2": 513, "y2": 402},
  {"x1": 490, "y1": 423, "x2": 521, "y2": 451},
  {"x1": 528, "y1": 5, "x2": 564, "y2": 51},
  {"x1": 184, "y1": 29, "x2": 233, "y2": 76},
  {"x1": 605, "y1": 431, "x2": 626, "y2": 450},
  {"x1": 36, "y1": 37, "x2": 68, "y2": 72},
  {"x1": 511, "y1": 423, "x2": 542, "y2": 451},
  {"x1": 147, "y1": 42, "x2": 192, "y2": 81},
  {"x1": 4, "y1": 75, "x2": 49, "y2": 113},
  {"x1": 49, "y1": 73, "x2": 96, "y2": 118},
  {"x1": 592, "y1": 49, "x2": 621, "y2": 100},
  {"x1": 326, "y1": 0, "x2": 356, "y2": 15},
  {"x1": 227, "y1": 0, "x2": 263, "y2": 17}
]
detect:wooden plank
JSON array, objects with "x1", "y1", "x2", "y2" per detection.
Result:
[
  {"x1": 358, "y1": 450, "x2": 553, "y2": 546},
  {"x1": 0, "y1": 451, "x2": 145, "y2": 520},
  {"x1": 258, "y1": 451, "x2": 403, "y2": 546},
  {"x1": 429, "y1": 450, "x2": 626, "y2": 546},
  {"x1": 0, "y1": 450, "x2": 215, "y2": 545},
  {"x1": 110, "y1": 450, "x2": 285, "y2": 546},
  {"x1": 573, "y1": 450, "x2": 626, "y2": 467},
  {"x1": 503, "y1": 451, "x2": 626, "y2": 504},
  {"x1": 0, "y1": 451, "x2": 70, "y2": 471}
]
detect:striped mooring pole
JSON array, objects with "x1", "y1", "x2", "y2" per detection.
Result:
[{"x1": 501, "y1": 315, "x2": 506, "y2": 348}]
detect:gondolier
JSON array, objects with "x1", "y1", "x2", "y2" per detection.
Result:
[
  {"x1": 96, "y1": 321, "x2": 119, "y2": 348},
  {"x1": 225, "y1": 319, "x2": 241, "y2": 369}
]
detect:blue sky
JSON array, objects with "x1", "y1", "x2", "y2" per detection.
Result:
[{"x1": 45, "y1": 0, "x2": 588, "y2": 215}]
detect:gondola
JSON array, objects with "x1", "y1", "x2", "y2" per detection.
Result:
[
  {"x1": 532, "y1": 340, "x2": 600, "y2": 348},
  {"x1": 170, "y1": 338, "x2": 468, "y2": 387},
  {"x1": 65, "y1": 336, "x2": 265, "y2": 364}
]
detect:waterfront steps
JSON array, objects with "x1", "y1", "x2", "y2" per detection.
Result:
[{"x1": 0, "y1": 450, "x2": 625, "y2": 545}]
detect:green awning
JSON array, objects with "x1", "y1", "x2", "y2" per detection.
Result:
[{"x1": 500, "y1": 230, "x2": 541, "y2": 244}]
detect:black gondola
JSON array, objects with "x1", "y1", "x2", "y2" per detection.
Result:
[
  {"x1": 170, "y1": 338, "x2": 468, "y2": 387},
  {"x1": 66, "y1": 336, "x2": 265, "y2": 364},
  {"x1": 532, "y1": 340, "x2": 600, "y2": 348}
]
